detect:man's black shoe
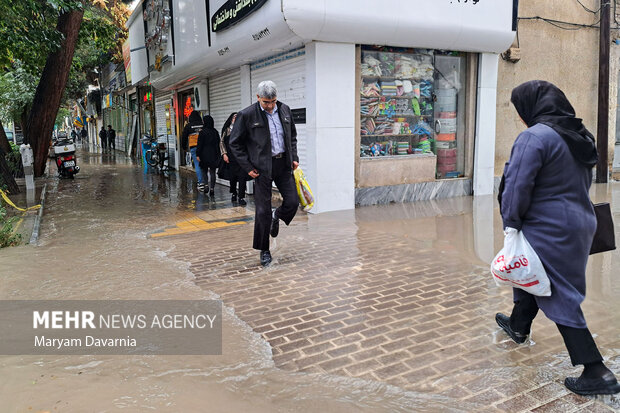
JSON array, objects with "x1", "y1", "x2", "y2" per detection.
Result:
[
  {"x1": 260, "y1": 250, "x2": 272, "y2": 267},
  {"x1": 270, "y1": 209, "x2": 279, "y2": 237},
  {"x1": 495, "y1": 313, "x2": 528, "y2": 344},
  {"x1": 565, "y1": 372, "x2": 620, "y2": 395},
  {"x1": 231, "y1": 194, "x2": 237, "y2": 202},
  {"x1": 238, "y1": 198, "x2": 247, "y2": 206}
]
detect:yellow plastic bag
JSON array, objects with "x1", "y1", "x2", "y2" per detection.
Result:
[{"x1": 293, "y1": 167, "x2": 314, "y2": 211}]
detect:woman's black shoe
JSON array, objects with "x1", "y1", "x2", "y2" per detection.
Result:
[
  {"x1": 238, "y1": 198, "x2": 247, "y2": 206},
  {"x1": 231, "y1": 194, "x2": 237, "y2": 202},
  {"x1": 565, "y1": 372, "x2": 620, "y2": 395},
  {"x1": 495, "y1": 313, "x2": 528, "y2": 344}
]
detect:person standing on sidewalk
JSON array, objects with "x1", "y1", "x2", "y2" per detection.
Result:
[
  {"x1": 229, "y1": 81, "x2": 299, "y2": 266},
  {"x1": 99, "y1": 126, "x2": 107, "y2": 151},
  {"x1": 220, "y1": 112, "x2": 248, "y2": 206},
  {"x1": 81, "y1": 128, "x2": 88, "y2": 143},
  {"x1": 196, "y1": 115, "x2": 220, "y2": 196},
  {"x1": 496, "y1": 80, "x2": 619, "y2": 396},
  {"x1": 181, "y1": 110, "x2": 205, "y2": 192},
  {"x1": 107, "y1": 125, "x2": 116, "y2": 151}
]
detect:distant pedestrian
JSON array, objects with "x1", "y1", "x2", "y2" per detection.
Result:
[
  {"x1": 81, "y1": 128, "x2": 88, "y2": 143},
  {"x1": 99, "y1": 126, "x2": 107, "y2": 151},
  {"x1": 496, "y1": 80, "x2": 619, "y2": 396},
  {"x1": 220, "y1": 112, "x2": 247, "y2": 205},
  {"x1": 107, "y1": 125, "x2": 116, "y2": 151},
  {"x1": 181, "y1": 110, "x2": 205, "y2": 192},
  {"x1": 196, "y1": 115, "x2": 220, "y2": 196},
  {"x1": 71, "y1": 129, "x2": 77, "y2": 141},
  {"x1": 229, "y1": 81, "x2": 299, "y2": 267}
]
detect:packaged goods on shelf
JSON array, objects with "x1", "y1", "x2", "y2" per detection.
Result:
[
  {"x1": 417, "y1": 136, "x2": 432, "y2": 153},
  {"x1": 378, "y1": 52, "x2": 395, "y2": 76},
  {"x1": 436, "y1": 140, "x2": 457, "y2": 149},
  {"x1": 362, "y1": 54, "x2": 382, "y2": 76},
  {"x1": 361, "y1": 81, "x2": 381, "y2": 97},
  {"x1": 436, "y1": 133, "x2": 456, "y2": 142},
  {"x1": 397, "y1": 141, "x2": 410, "y2": 155},
  {"x1": 437, "y1": 148, "x2": 457, "y2": 160},
  {"x1": 435, "y1": 117, "x2": 457, "y2": 134},
  {"x1": 420, "y1": 80, "x2": 433, "y2": 98}
]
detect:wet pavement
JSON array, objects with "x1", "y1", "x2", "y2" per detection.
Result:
[{"x1": 1, "y1": 144, "x2": 619, "y2": 412}]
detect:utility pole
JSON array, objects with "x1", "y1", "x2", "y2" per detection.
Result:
[{"x1": 596, "y1": 0, "x2": 610, "y2": 183}]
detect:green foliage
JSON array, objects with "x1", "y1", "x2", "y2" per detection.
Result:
[
  {"x1": 0, "y1": 1, "x2": 82, "y2": 73},
  {"x1": 4, "y1": 142, "x2": 22, "y2": 176},
  {"x1": 0, "y1": 204, "x2": 21, "y2": 248},
  {"x1": 0, "y1": 61, "x2": 38, "y2": 125}
]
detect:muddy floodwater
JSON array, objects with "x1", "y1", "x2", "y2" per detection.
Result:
[{"x1": 0, "y1": 147, "x2": 619, "y2": 412}]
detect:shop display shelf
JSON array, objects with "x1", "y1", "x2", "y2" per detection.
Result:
[
  {"x1": 362, "y1": 114, "x2": 433, "y2": 118},
  {"x1": 361, "y1": 75, "x2": 434, "y2": 81},
  {"x1": 360, "y1": 94, "x2": 434, "y2": 100},
  {"x1": 361, "y1": 133, "x2": 427, "y2": 138}
]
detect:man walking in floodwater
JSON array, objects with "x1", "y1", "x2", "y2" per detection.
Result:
[{"x1": 229, "y1": 80, "x2": 299, "y2": 267}]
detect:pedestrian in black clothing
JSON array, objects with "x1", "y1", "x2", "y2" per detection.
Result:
[
  {"x1": 196, "y1": 115, "x2": 220, "y2": 196},
  {"x1": 99, "y1": 126, "x2": 107, "y2": 151},
  {"x1": 181, "y1": 110, "x2": 205, "y2": 192},
  {"x1": 229, "y1": 80, "x2": 299, "y2": 267},
  {"x1": 220, "y1": 112, "x2": 248, "y2": 205},
  {"x1": 81, "y1": 128, "x2": 88, "y2": 143},
  {"x1": 107, "y1": 125, "x2": 116, "y2": 151}
]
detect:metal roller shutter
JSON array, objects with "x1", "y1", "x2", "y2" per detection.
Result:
[
  {"x1": 251, "y1": 48, "x2": 306, "y2": 169},
  {"x1": 208, "y1": 68, "x2": 242, "y2": 134}
]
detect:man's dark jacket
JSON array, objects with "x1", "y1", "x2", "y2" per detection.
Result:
[
  {"x1": 229, "y1": 101, "x2": 298, "y2": 179},
  {"x1": 107, "y1": 129, "x2": 116, "y2": 141}
]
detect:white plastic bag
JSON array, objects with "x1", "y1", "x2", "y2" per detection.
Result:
[{"x1": 490, "y1": 228, "x2": 551, "y2": 296}]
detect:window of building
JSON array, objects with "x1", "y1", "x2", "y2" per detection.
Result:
[{"x1": 360, "y1": 46, "x2": 467, "y2": 179}]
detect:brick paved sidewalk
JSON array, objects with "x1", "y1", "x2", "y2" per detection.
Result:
[{"x1": 153, "y1": 200, "x2": 619, "y2": 412}]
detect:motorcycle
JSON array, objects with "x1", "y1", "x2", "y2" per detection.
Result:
[
  {"x1": 142, "y1": 133, "x2": 171, "y2": 172},
  {"x1": 51, "y1": 136, "x2": 80, "y2": 178}
]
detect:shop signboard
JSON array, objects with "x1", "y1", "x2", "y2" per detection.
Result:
[
  {"x1": 211, "y1": 0, "x2": 268, "y2": 32},
  {"x1": 122, "y1": 40, "x2": 132, "y2": 84}
]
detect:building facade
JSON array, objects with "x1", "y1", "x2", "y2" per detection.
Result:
[
  {"x1": 496, "y1": 0, "x2": 620, "y2": 181},
  {"x1": 127, "y1": 0, "x2": 517, "y2": 213}
]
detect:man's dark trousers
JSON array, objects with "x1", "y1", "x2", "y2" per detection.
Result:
[{"x1": 253, "y1": 156, "x2": 299, "y2": 251}]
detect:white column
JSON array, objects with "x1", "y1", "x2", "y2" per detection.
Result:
[
  {"x1": 305, "y1": 42, "x2": 356, "y2": 213},
  {"x1": 240, "y1": 64, "x2": 252, "y2": 108},
  {"x1": 473, "y1": 52, "x2": 499, "y2": 196}
]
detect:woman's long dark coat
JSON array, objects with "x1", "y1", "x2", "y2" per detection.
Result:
[
  {"x1": 197, "y1": 116, "x2": 221, "y2": 169},
  {"x1": 501, "y1": 123, "x2": 596, "y2": 328}
]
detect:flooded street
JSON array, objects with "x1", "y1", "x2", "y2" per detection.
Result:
[{"x1": 0, "y1": 145, "x2": 619, "y2": 412}]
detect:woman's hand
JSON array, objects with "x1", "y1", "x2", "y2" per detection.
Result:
[
  {"x1": 196, "y1": 156, "x2": 200, "y2": 162},
  {"x1": 223, "y1": 154, "x2": 229, "y2": 163}
]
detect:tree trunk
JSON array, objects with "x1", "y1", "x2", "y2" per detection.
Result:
[
  {"x1": 0, "y1": 118, "x2": 11, "y2": 154},
  {"x1": 25, "y1": 9, "x2": 84, "y2": 177},
  {"x1": 0, "y1": 119, "x2": 19, "y2": 193},
  {"x1": 0, "y1": 147, "x2": 19, "y2": 194}
]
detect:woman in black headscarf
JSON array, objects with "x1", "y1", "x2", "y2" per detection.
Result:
[
  {"x1": 196, "y1": 115, "x2": 220, "y2": 196},
  {"x1": 219, "y1": 112, "x2": 248, "y2": 205},
  {"x1": 495, "y1": 80, "x2": 618, "y2": 395}
]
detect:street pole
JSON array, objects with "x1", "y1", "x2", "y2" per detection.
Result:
[{"x1": 596, "y1": 0, "x2": 610, "y2": 183}]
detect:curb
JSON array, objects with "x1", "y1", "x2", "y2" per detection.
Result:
[{"x1": 29, "y1": 183, "x2": 47, "y2": 245}]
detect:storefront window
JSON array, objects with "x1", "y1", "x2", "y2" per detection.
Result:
[{"x1": 360, "y1": 46, "x2": 467, "y2": 179}]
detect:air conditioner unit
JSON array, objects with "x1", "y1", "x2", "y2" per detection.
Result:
[{"x1": 193, "y1": 83, "x2": 208, "y2": 111}]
